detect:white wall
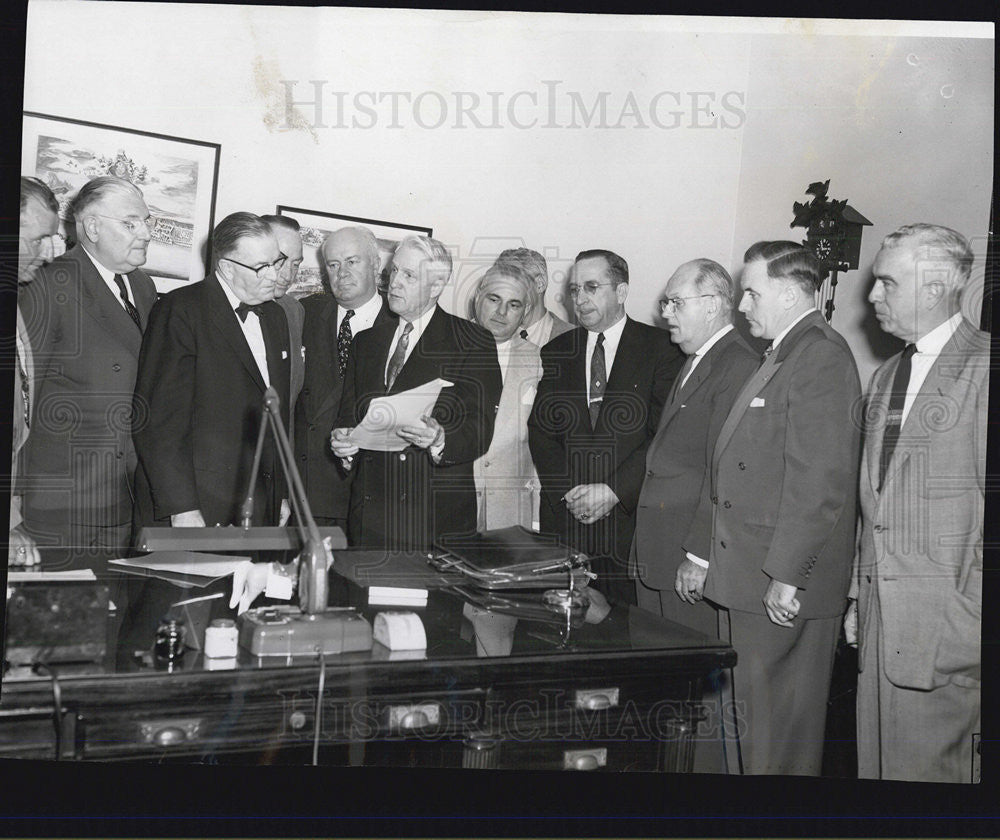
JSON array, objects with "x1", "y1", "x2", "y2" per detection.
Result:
[{"x1": 23, "y1": 3, "x2": 993, "y2": 384}]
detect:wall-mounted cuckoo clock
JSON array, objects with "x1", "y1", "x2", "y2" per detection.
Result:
[{"x1": 791, "y1": 180, "x2": 872, "y2": 321}]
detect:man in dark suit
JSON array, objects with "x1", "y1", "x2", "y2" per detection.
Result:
[
  {"x1": 684, "y1": 241, "x2": 862, "y2": 776},
  {"x1": 296, "y1": 226, "x2": 395, "y2": 528},
  {"x1": 261, "y1": 215, "x2": 305, "y2": 415},
  {"x1": 528, "y1": 249, "x2": 683, "y2": 605},
  {"x1": 630, "y1": 259, "x2": 757, "y2": 633},
  {"x1": 18, "y1": 176, "x2": 158, "y2": 562},
  {"x1": 331, "y1": 235, "x2": 501, "y2": 552},
  {"x1": 133, "y1": 212, "x2": 291, "y2": 531},
  {"x1": 847, "y1": 224, "x2": 986, "y2": 783}
]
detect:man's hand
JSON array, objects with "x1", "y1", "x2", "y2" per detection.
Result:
[
  {"x1": 279, "y1": 498, "x2": 291, "y2": 527},
  {"x1": 171, "y1": 509, "x2": 206, "y2": 528},
  {"x1": 844, "y1": 599, "x2": 858, "y2": 647},
  {"x1": 330, "y1": 427, "x2": 359, "y2": 467},
  {"x1": 763, "y1": 578, "x2": 800, "y2": 627},
  {"x1": 674, "y1": 558, "x2": 708, "y2": 604},
  {"x1": 230, "y1": 561, "x2": 270, "y2": 615},
  {"x1": 8, "y1": 525, "x2": 40, "y2": 567},
  {"x1": 563, "y1": 483, "x2": 618, "y2": 523},
  {"x1": 398, "y1": 415, "x2": 444, "y2": 452}
]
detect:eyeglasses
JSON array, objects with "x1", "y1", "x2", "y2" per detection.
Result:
[
  {"x1": 658, "y1": 294, "x2": 716, "y2": 313},
  {"x1": 94, "y1": 214, "x2": 156, "y2": 235},
  {"x1": 567, "y1": 281, "x2": 617, "y2": 300},
  {"x1": 224, "y1": 253, "x2": 288, "y2": 278}
]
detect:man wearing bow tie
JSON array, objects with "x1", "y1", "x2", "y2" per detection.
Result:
[
  {"x1": 684, "y1": 241, "x2": 861, "y2": 775},
  {"x1": 133, "y1": 212, "x2": 291, "y2": 531},
  {"x1": 331, "y1": 235, "x2": 501, "y2": 552},
  {"x1": 847, "y1": 224, "x2": 986, "y2": 783}
]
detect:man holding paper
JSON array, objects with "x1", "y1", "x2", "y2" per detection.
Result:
[{"x1": 331, "y1": 235, "x2": 502, "y2": 552}]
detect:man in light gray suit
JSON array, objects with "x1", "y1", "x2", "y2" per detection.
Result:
[
  {"x1": 495, "y1": 247, "x2": 573, "y2": 348},
  {"x1": 846, "y1": 223, "x2": 987, "y2": 783}
]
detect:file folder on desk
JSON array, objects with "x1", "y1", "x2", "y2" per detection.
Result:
[{"x1": 432, "y1": 526, "x2": 593, "y2": 591}]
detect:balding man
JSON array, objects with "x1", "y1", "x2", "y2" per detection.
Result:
[
  {"x1": 847, "y1": 224, "x2": 987, "y2": 783},
  {"x1": 133, "y1": 212, "x2": 291, "y2": 531},
  {"x1": 9, "y1": 177, "x2": 61, "y2": 567},
  {"x1": 331, "y1": 235, "x2": 501, "y2": 551},
  {"x1": 18, "y1": 176, "x2": 157, "y2": 562},
  {"x1": 684, "y1": 241, "x2": 862, "y2": 775},
  {"x1": 495, "y1": 247, "x2": 573, "y2": 348},
  {"x1": 296, "y1": 226, "x2": 395, "y2": 528},
  {"x1": 630, "y1": 260, "x2": 757, "y2": 633}
]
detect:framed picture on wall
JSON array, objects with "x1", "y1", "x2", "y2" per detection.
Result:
[
  {"x1": 21, "y1": 111, "x2": 221, "y2": 293},
  {"x1": 276, "y1": 207, "x2": 433, "y2": 299}
]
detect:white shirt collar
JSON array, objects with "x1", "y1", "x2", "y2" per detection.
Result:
[
  {"x1": 914, "y1": 311, "x2": 963, "y2": 355},
  {"x1": 587, "y1": 312, "x2": 627, "y2": 346},
  {"x1": 216, "y1": 271, "x2": 245, "y2": 311},
  {"x1": 771, "y1": 307, "x2": 818, "y2": 350},
  {"x1": 693, "y1": 323, "x2": 734, "y2": 358},
  {"x1": 338, "y1": 291, "x2": 383, "y2": 331}
]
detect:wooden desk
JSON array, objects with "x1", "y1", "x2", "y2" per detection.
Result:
[{"x1": 1, "y1": 551, "x2": 734, "y2": 769}]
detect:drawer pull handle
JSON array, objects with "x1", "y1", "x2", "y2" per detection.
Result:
[
  {"x1": 575, "y1": 688, "x2": 619, "y2": 710},
  {"x1": 139, "y1": 718, "x2": 201, "y2": 746},
  {"x1": 153, "y1": 726, "x2": 187, "y2": 747},
  {"x1": 388, "y1": 703, "x2": 440, "y2": 731},
  {"x1": 563, "y1": 748, "x2": 607, "y2": 770},
  {"x1": 288, "y1": 711, "x2": 308, "y2": 731}
]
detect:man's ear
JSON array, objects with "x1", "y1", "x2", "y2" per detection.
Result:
[
  {"x1": 79, "y1": 216, "x2": 99, "y2": 245},
  {"x1": 616, "y1": 281, "x2": 629, "y2": 305}
]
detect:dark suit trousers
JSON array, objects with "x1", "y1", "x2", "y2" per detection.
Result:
[{"x1": 719, "y1": 607, "x2": 839, "y2": 775}]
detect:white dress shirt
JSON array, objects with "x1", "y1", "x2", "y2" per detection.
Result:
[
  {"x1": 902, "y1": 312, "x2": 962, "y2": 425},
  {"x1": 682, "y1": 324, "x2": 734, "y2": 388},
  {"x1": 586, "y1": 314, "x2": 627, "y2": 402},
  {"x1": 384, "y1": 304, "x2": 437, "y2": 383},
  {"x1": 218, "y1": 274, "x2": 270, "y2": 387},
  {"x1": 336, "y1": 291, "x2": 383, "y2": 337},
  {"x1": 82, "y1": 245, "x2": 136, "y2": 314}
]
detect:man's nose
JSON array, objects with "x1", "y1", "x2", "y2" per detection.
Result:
[{"x1": 868, "y1": 281, "x2": 883, "y2": 303}]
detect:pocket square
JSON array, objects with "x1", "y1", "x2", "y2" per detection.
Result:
[
  {"x1": 750, "y1": 397, "x2": 766, "y2": 408},
  {"x1": 281, "y1": 350, "x2": 288, "y2": 360}
]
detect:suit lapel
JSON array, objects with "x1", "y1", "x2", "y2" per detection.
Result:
[
  {"x1": 74, "y1": 247, "x2": 144, "y2": 358},
  {"x1": 205, "y1": 275, "x2": 267, "y2": 393},
  {"x1": 312, "y1": 297, "x2": 342, "y2": 419},
  {"x1": 389, "y1": 306, "x2": 446, "y2": 393},
  {"x1": 879, "y1": 323, "x2": 976, "y2": 492}
]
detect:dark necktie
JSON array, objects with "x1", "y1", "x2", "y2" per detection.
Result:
[
  {"x1": 16, "y1": 347, "x2": 29, "y2": 429},
  {"x1": 235, "y1": 302, "x2": 264, "y2": 322},
  {"x1": 385, "y1": 322, "x2": 414, "y2": 391},
  {"x1": 338, "y1": 309, "x2": 355, "y2": 377},
  {"x1": 878, "y1": 343, "x2": 916, "y2": 492},
  {"x1": 671, "y1": 354, "x2": 695, "y2": 404},
  {"x1": 759, "y1": 343, "x2": 774, "y2": 368},
  {"x1": 589, "y1": 332, "x2": 606, "y2": 428},
  {"x1": 520, "y1": 329, "x2": 529, "y2": 340},
  {"x1": 114, "y1": 274, "x2": 143, "y2": 331}
]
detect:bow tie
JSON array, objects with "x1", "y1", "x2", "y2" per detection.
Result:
[{"x1": 236, "y1": 302, "x2": 265, "y2": 322}]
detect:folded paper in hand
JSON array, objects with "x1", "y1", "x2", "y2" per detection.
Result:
[{"x1": 348, "y1": 378, "x2": 453, "y2": 452}]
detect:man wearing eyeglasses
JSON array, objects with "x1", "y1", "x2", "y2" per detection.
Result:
[
  {"x1": 683, "y1": 241, "x2": 862, "y2": 775},
  {"x1": 528, "y1": 249, "x2": 683, "y2": 605},
  {"x1": 18, "y1": 175, "x2": 158, "y2": 562},
  {"x1": 630, "y1": 260, "x2": 757, "y2": 633},
  {"x1": 132, "y1": 212, "x2": 292, "y2": 533}
]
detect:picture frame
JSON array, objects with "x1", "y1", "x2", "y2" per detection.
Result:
[
  {"x1": 276, "y1": 206, "x2": 433, "y2": 298},
  {"x1": 21, "y1": 111, "x2": 221, "y2": 293}
]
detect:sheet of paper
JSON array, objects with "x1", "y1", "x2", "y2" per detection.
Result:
[
  {"x1": 348, "y1": 378, "x2": 453, "y2": 452},
  {"x1": 108, "y1": 550, "x2": 251, "y2": 579},
  {"x1": 7, "y1": 568, "x2": 97, "y2": 583}
]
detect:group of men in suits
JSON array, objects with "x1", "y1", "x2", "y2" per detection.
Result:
[{"x1": 10, "y1": 170, "x2": 984, "y2": 783}]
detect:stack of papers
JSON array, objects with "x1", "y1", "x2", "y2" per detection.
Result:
[{"x1": 108, "y1": 551, "x2": 251, "y2": 588}]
